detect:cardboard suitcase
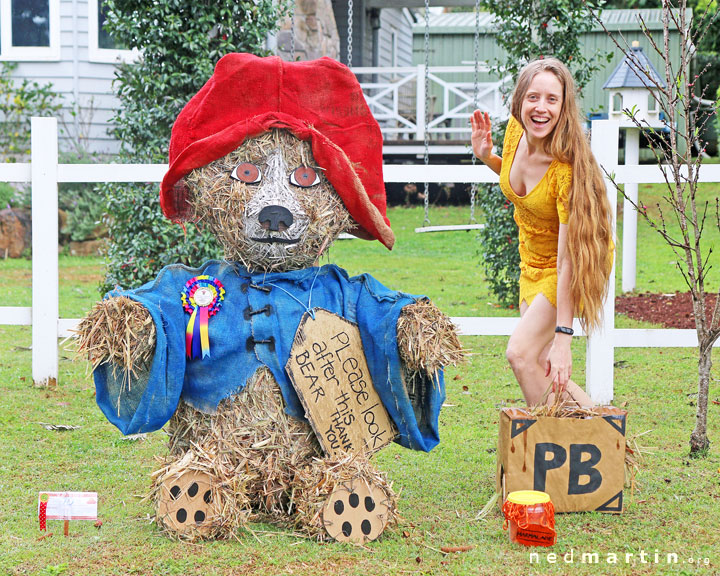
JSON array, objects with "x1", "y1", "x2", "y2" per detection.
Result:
[{"x1": 497, "y1": 406, "x2": 627, "y2": 513}]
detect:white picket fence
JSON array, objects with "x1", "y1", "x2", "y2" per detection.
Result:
[{"x1": 2, "y1": 118, "x2": 719, "y2": 399}]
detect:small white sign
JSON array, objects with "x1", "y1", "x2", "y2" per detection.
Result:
[{"x1": 38, "y1": 492, "x2": 98, "y2": 520}]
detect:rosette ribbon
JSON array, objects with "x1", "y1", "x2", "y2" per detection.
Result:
[{"x1": 181, "y1": 275, "x2": 225, "y2": 359}]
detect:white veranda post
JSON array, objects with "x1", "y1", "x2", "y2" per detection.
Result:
[{"x1": 586, "y1": 119, "x2": 619, "y2": 404}]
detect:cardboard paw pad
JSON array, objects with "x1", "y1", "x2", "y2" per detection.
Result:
[
  {"x1": 157, "y1": 470, "x2": 216, "y2": 536},
  {"x1": 322, "y1": 479, "x2": 390, "y2": 543}
]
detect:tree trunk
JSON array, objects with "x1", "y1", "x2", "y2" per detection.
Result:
[{"x1": 689, "y1": 342, "x2": 712, "y2": 455}]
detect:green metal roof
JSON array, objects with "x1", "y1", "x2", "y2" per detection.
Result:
[
  {"x1": 411, "y1": 11, "x2": 497, "y2": 34},
  {"x1": 412, "y1": 9, "x2": 690, "y2": 34}
]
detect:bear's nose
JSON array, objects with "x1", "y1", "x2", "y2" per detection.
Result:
[{"x1": 258, "y1": 205, "x2": 294, "y2": 232}]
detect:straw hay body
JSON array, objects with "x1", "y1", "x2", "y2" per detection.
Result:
[
  {"x1": 74, "y1": 296, "x2": 155, "y2": 406},
  {"x1": 187, "y1": 130, "x2": 353, "y2": 272},
  {"x1": 156, "y1": 366, "x2": 321, "y2": 538},
  {"x1": 152, "y1": 366, "x2": 396, "y2": 540},
  {"x1": 74, "y1": 129, "x2": 461, "y2": 543},
  {"x1": 292, "y1": 451, "x2": 398, "y2": 540},
  {"x1": 397, "y1": 299, "x2": 464, "y2": 380}
]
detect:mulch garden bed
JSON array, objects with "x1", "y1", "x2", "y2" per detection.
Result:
[{"x1": 615, "y1": 291, "x2": 719, "y2": 329}]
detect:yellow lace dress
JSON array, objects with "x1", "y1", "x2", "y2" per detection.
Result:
[{"x1": 499, "y1": 116, "x2": 572, "y2": 308}]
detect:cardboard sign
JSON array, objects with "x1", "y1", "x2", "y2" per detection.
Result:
[
  {"x1": 286, "y1": 308, "x2": 395, "y2": 457},
  {"x1": 38, "y1": 492, "x2": 98, "y2": 520},
  {"x1": 497, "y1": 407, "x2": 627, "y2": 513}
]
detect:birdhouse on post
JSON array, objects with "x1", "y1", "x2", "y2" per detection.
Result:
[
  {"x1": 602, "y1": 41, "x2": 666, "y2": 293},
  {"x1": 603, "y1": 41, "x2": 666, "y2": 129}
]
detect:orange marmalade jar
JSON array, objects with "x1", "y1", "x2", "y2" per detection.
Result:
[{"x1": 502, "y1": 490, "x2": 556, "y2": 547}]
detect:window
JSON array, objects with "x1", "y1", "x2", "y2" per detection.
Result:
[
  {"x1": 647, "y1": 92, "x2": 657, "y2": 112},
  {"x1": 88, "y1": 0, "x2": 137, "y2": 63},
  {"x1": 613, "y1": 93, "x2": 623, "y2": 113},
  {"x1": 0, "y1": 0, "x2": 60, "y2": 61}
]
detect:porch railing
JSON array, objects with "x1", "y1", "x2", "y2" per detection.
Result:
[{"x1": 353, "y1": 65, "x2": 512, "y2": 143}]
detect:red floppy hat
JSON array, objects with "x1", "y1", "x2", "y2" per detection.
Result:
[{"x1": 160, "y1": 53, "x2": 394, "y2": 249}]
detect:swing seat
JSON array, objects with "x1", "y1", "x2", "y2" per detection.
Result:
[{"x1": 414, "y1": 223, "x2": 485, "y2": 233}]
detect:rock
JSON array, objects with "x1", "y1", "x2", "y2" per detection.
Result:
[
  {"x1": 58, "y1": 209, "x2": 68, "y2": 235},
  {"x1": 68, "y1": 238, "x2": 107, "y2": 256},
  {"x1": 277, "y1": 0, "x2": 340, "y2": 61},
  {"x1": 86, "y1": 222, "x2": 108, "y2": 241},
  {"x1": 0, "y1": 208, "x2": 31, "y2": 258}
]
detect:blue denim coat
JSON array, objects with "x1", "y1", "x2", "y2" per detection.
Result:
[{"x1": 94, "y1": 261, "x2": 445, "y2": 452}]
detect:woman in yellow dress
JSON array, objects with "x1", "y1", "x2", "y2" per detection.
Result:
[{"x1": 471, "y1": 58, "x2": 613, "y2": 406}]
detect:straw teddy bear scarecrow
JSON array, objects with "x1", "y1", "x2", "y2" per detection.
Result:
[{"x1": 77, "y1": 53, "x2": 462, "y2": 543}]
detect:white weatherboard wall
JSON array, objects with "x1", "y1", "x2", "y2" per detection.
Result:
[{"x1": 2, "y1": 118, "x2": 720, "y2": 393}]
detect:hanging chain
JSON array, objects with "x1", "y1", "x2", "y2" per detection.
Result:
[
  {"x1": 347, "y1": 0, "x2": 354, "y2": 67},
  {"x1": 469, "y1": 0, "x2": 482, "y2": 224},
  {"x1": 289, "y1": 1, "x2": 296, "y2": 61},
  {"x1": 473, "y1": 1, "x2": 480, "y2": 111},
  {"x1": 422, "y1": 0, "x2": 431, "y2": 226}
]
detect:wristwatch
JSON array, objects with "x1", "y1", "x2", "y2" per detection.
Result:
[{"x1": 555, "y1": 325, "x2": 574, "y2": 336}]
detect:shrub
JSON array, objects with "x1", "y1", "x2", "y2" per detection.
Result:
[
  {"x1": 716, "y1": 82, "x2": 720, "y2": 153},
  {"x1": 58, "y1": 151, "x2": 107, "y2": 243},
  {"x1": 475, "y1": 120, "x2": 520, "y2": 307},
  {"x1": 477, "y1": 185, "x2": 520, "y2": 307},
  {"x1": 99, "y1": 0, "x2": 288, "y2": 293},
  {"x1": 0, "y1": 62, "x2": 62, "y2": 164},
  {"x1": 0, "y1": 182, "x2": 18, "y2": 208}
]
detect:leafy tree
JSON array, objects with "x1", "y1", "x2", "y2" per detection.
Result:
[
  {"x1": 486, "y1": 0, "x2": 611, "y2": 90},
  {"x1": 601, "y1": 0, "x2": 662, "y2": 7},
  {"x1": 100, "y1": 0, "x2": 288, "y2": 292},
  {"x1": 694, "y1": 0, "x2": 719, "y2": 50},
  {"x1": 476, "y1": 0, "x2": 611, "y2": 306}
]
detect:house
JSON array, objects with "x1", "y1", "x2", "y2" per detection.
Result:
[
  {"x1": 4, "y1": 2, "x2": 676, "y2": 157},
  {"x1": 0, "y1": 0, "x2": 137, "y2": 156},
  {"x1": 330, "y1": 1, "x2": 417, "y2": 68},
  {"x1": 330, "y1": 1, "x2": 505, "y2": 154},
  {"x1": 1, "y1": 0, "x2": 429, "y2": 156},
  {"x1": 412, "y1": 9, "x2": 687, "y2": 118}
]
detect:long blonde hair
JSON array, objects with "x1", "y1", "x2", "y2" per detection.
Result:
[{"x1": 510, "y1": 58, "x2": 613, "y2": 333}]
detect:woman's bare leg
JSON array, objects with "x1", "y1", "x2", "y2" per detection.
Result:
[
  {"x1": 537, "y1": 340, "x2": 594, "y2": 407},
  {"x1": 506, "y1": 294, "x2": 593, "y2": 407}
]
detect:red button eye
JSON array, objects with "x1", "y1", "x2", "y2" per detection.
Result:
[
  {"x1": 290, "y1": 166, "x2": 320, "y2": 187},
  {"x1": 230, "y1": 162, "x2": 261, "y2": 183}
]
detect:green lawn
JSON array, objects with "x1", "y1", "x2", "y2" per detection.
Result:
[{"x1": 1, "y1": 202, "x2": 719, "y2": 576}]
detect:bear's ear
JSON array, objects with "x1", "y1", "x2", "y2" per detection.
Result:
[
  {"x1": 345, "y1": 221, "x2": 375, "y2": 241},
  {"x1": 169, "y1": 178, "x2": 194, "y2": 221}
]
